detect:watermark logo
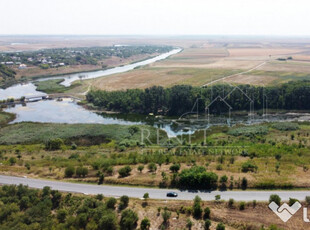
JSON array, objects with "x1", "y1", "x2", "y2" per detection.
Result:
[{"x1": 269, "y1": 201, "x2": 302, "y2": 222}]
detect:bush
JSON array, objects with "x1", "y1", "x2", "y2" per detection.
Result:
[
  {"x1": 148, "y1": 163, "x2": 157, "y2": 172},
  {"x1": 289, "y1": 198, "x2": 299, "y2": 206},
  {"x1": 118, "y1": 166, "x2": 132, "y2": 177},
  {"x1": 9, "y1": 157, "x2": 16, "y2": 165},
  {"x1": 106, "y1": 197, "x2": 117, "y2": 209},
  {"x1": 306, "y1": 196, "x2": 310, "y2": 205},
  {"x1": 76, "y1": 166, "x2": 88, "y2": 177},
  {"x1": 193, "y1": 196, "x2": 202, "y2": 219},
  {"x1": 204, "y1": 219, "x2": 211, "y2": 230},
  {"x1": 228, "y1": 198, "x2": 235, "y2": 208},
  {"x1": 64, "y1": 166, "x2": 75, "y2": 178},
  {"x1": 241, "y1": 177, "x2": 248, "y2": 190},
  {"x1": 272, "y1": 122, "x2": 299, "y2": 131},
  {"x1": 241, "y1": 161, "x2": 258, "y2": 173},
  {"x1": 119, "y1": 195, "x2": 129, "y2": 210},
  {"x1": 269, "y1": 194, "x2": 281, "y2": 206},
  {"x1": 138, "y1": 165, "x2": 144, "y2": 172},
  {"x1": 170, "y1": 163, "x2": 181, "y2": 173},
  {"x1": 216, "y1": 223, "x2": 225, "y2": 230},
  {"x1": 203, "y1": 207, "x2": 211, "y2": 220},
  {"x1": 45, "y1": 138, "x2": 64, "y2": 151},
  {"x1": 120, "y1": 209, "x2": 138, "y2": 230},
  {"x1": 228, "y1": 126, "x2": 268, "y2": 137},
  {"x1": 239, "y1": 201, "x2": 246, "y2": 210},
  {"x1": 140, "y1": 217, "x2": 151, "y2": 230},
  {"x1": 57, "y1": 209, "x2": 67, "y2": 223},
  {"x1": 179, "y1": 166, "x2": 218, "y2": 190}
]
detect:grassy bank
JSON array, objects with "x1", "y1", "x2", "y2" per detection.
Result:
[
  {"x1": 0, "y1": 111, "x2": 16, "y2": 127},
  {"x1": 34, "y1": 79, "x2": 82, "y2": 93},
  {"x1": 0, "y1": 122, "x2": 167, "y2": 145}
]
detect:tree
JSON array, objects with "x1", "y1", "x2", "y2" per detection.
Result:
[
  {"x1": 170, "y1": 163, "x2": 180, "y2": 173},
  {"x1": 57, "y1": 209, "x2": 67, "y2": 223},
  {"x1": 162, "y1": 207, "x2": 171, "y2": 225},
  {"x1": 140, "y1": 217, "x2": 151, "y2": 230},
  {"x1": 241, "y1": 177, "x2": 248, "y2": 190},
  {"x1": 120, "y1": 209, "x2": 138, "y2": 230},
  {"x1": 106, "y1": 197, "x2": 117, "y2": 209},
  {"x1": 148, "y1": 163, "x2": 157, "y2": 172},
  {"x1": 186, "y1": 218, "x2": 193, "y2": 229},
  {"x1": 138, "y1": 165, "x2": 144, "y2": 173},
  {"x1": 119, "y1": 195, "x2": 129, "y2": 210},
  {"x1": 118, "y1": 166, "x2": 132, "y2": 177},
  {"x1": 9, "y1": 157, "x2": 16, "y2": 165},
  {"x1": 45, "y1": 138, "x2": 64, "y2": 151},
  {"x1": 99, "y1": 213, "x2": 119, "y2": 230},
  {"x1": 269, "y1": 194, "x2": 281, "y2": 206},
  {"x1": 216, "y1": 223, "x2": 225, "y2": 230},
  {"x1": 76, "y1": 166, "x2": 88, "y2": 177},
  {"x1": 204, "y1": 219, "x2": 211, "y2": 230},
  {"x1": 65, "y1": 166, "x2": 75, "y2": 178},
  {"x1": 193, "y1": 196, "x2": 202, "y2": 219},
  {"x1": 203, "y1": 207, "x2": 211, "y2": 220}
]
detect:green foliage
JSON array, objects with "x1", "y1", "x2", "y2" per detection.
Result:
[
  {"x1": 35, "y1": 79, "x2": 80, "y2": 94},
  {"x1": 148, "y1": 162, "x2": 157, "y2": 172},
  {"x1": 64, "y1": 166, "x2": 75, "y2": 178},
  {"x1": 216, "y1": 223, "x2": 225, "y2": 230},
  {"x1": 140, "y1": 217, "x2": 151, "y2": 230},
  {"x1": 241, "y1": 177, "x2": 248, "y2": 190},
  {"x1": 119, "y1": 195, "x2": 129, "y2": 210},
  {"x1": 241, "y1": 161, "x2": 258, "y2": 173},
  {"x1": 239, "y1": 201, "x2": 246, "y2": 210},
  {"x1": 8, "y1": 157, "x2": 16, "y2": 165},
  {"x1": 76, "y1": 166, "x2": 88, "y2": 177},
  {"x1": 203, "y1": 207, "x2": 211, "y2": 220},
  {"x1": 193, "y1": 196, "x2": 203, "y2": 219},
  {"x1": 170, "y1": 163, "x2": 181, "y2": 173},
  {"x1": 138, "y1": 165, "x2": 144, "y2": 172},
  {"x1": 45, "y1": 138, "x2": 64, "y2": 151},
  {"x1": 106, "y1": 197, "x2": 117, "y2": 209},
  {"x1": 0, "y1": 185, "x2": 120, "y2": 229},
  {"x1": 204, "y1": 219, "x2": 211, "y2": 230},
  {"x1": 161, "y1": 208, "x2": 171, "y2": 224},
  {"x1": 271, "y1": 122, "x2": 299, "y2": 131},
  {"x1": 118, "y1": 166, "x2": 132, "y2": 177},
  {"x1": 120, "y1": 209, "x2": 138, "y2": 230},
  {"x1": 179, "y1": 166, "x2": 218, "y2": 190},
  {"x1": 288, "y1": 198, "x2": 299, "y2": 206},
  {"x1": 269, "y1": 194, "x2": 281, "y2": 206},
  {"x1": 228, "y1": 126, "x2": 268, "y2": 137}
]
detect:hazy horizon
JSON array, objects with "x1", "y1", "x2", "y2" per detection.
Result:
[{"x1": 1, "y1": 0, "x2": 310, "y2": 36}]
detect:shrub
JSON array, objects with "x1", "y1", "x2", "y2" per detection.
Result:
[
  {"x1": 215, "y1": 195, "x2": 221, "y2": 201},
  {"x1": 179, "y1": 166, "x2": 218, "y2": 190},
  {"x1": 170, "y1": 163, "x2": 181, "y2": 173},
  {"x1": 203, "y1": 207, "x2": 211, "y2": 220},
  {"x1": 119, "y1": 195, "x2": 129, "y2": 210},
  {"x1": 162, "y1": 208, "x2": 171, "y2": 224},
  {"x1": 118, "y1": 166, "x2": 132, "y2": 177},
  {"x1": 241, "y1": 177, "x2": 248, "y2": 190},
  {"x1": 57, "y1": 209, "x2": 67, "y2": 223},
  {"x1": 64, "y1": 166, "x2": 75, "y2": 178},
  {"x1": 239, "y1": 201, "x2": 246, "y2": 210},
  {"x1": 186, "y1": 218, "x2": 193, "y2": 229},
  {"x1": 272, "y1": 122, "x2": 299, "y2": 131},
  {"x1": 241, "y1": 161, "x2": 258, "y2": 173},
  {"x1": 148, "y1": 163, "x2": 157, "y2": 172},
  {"x1": 228, "y1": 126, "x2": 268, "y2": 137},
  {"x1": 138, "y1": 165, "x2": 144, "y2": 172},
  {"x1": 289, "y1": 198, "x2": 299, "y2": 206},
  {"x1": 306, "y1": 196, "x2": 310, "y2": 205},
  {"x1": 9, "y1": 157, "x2": 16, "y2": 165},
  {"x1": 228, "y1": 198, "x2": 235, "y2": 208},
  {"x1": 106, "y1": 197, "x2": 117, "y2": 209},
  {"x1": 140, "y1": 217, "x2": 151, "y2": 230},
  {"x1": 120, "y1": 209, "x2": 138, "y2": 230},
  {"x1": 204, "y1": 219, "x2": 211, "y2": 230},
  {"x1": 45, "y1": 138, "x2": 64, "y2": 150},
  {"x1": 76, "y1": 167, "x2": 88, "y2": 177},
  {"x1": 216, "y1": 223, "x2": 225, "y2": 230},
  {"x1": 269, "y1": 194, "x2": 281, "y2": 206},
  {"x1": 193, "y1": 196, "x2": 202, "y2": 219}
]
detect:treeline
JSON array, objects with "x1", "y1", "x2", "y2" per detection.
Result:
[{"x1": 86, "y1": 81, "x2": 310, "y2": 116}]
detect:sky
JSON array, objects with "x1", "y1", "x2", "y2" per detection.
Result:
[{"x1": 1, "y1": 0, "x2": 310, "y2": 36}]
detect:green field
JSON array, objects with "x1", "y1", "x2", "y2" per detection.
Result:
[{"x1": 0, "y1": 111, "x2": 15, "y2": 127}]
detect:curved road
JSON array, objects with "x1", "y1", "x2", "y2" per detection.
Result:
[{"x1": 0, "y1": 175, "x2": 309, "y2": 201}]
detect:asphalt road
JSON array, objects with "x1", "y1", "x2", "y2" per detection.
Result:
[{"x1": 0, "y1": 175, "x2": 309, "y2": 201}]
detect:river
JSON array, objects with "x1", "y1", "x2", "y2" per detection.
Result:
[{"x1": 2, "y1": 47, "x2": 310, "y2": 137}]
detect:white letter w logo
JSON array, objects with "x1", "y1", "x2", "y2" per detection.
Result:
[{"x1": 269, "y1": 202, "x2": 302, "y2": 222}]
